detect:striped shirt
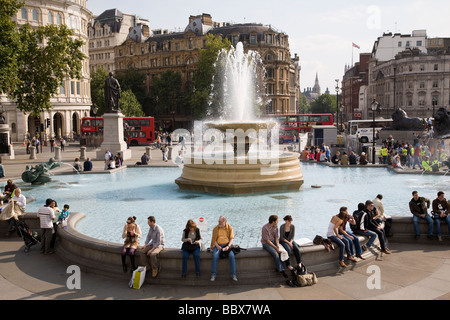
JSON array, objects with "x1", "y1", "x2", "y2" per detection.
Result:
[{"x1": 37, "y1": 206, "x2": 55, "y2": 229}]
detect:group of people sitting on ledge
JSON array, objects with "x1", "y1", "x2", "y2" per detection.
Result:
[
  {"x1": 301, "y1": 145, "x2": 368, "y2": 166},
  {"x1": 409, "y1": 190, "x2": 450, "y2": 242}
]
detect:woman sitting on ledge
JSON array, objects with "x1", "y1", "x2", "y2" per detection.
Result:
[
  {"x1": 121, "y1": 216, "x2": 141, "y2": 273},
  {"x1": 326, "y1": 207, "x2": 358, "y2": 268}
]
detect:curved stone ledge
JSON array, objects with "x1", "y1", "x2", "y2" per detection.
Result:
[{"x1": 3, "y1": 213, "x2": 447, "y2": 286}]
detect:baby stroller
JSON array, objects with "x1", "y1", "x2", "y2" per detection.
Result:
[{"x1": 16, "y1": 219, "x2": 40, "y2": 253}]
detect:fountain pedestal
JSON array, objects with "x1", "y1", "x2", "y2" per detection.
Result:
[{"x1": 96, "y1": 113, "x2": 131, "y2": 161}]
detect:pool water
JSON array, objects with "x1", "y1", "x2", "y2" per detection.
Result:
[{"x1": 21, "y1": 163, "x2": 450, "y2": 249}]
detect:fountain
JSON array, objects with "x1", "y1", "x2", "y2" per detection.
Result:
[{"x1": 175, "y1": 43, "x2": 304, "y2": 194}]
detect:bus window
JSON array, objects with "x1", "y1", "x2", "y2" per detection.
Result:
[
  {"x1": 139, "y1": 131, "x2": 146, "y2": 138},
  {"x1": 310, "y1": 116, "x2": 321, "y2": 122},
  {"x1": 321, "y1": 115, "x2": 331, "y2": 122},
  {"x1": 275, "y1": 116, "x2": 287, "y2": 122},
  {"x1": 129, "y1": 119, "x2": 139, "y2": 126},
  {"x1": 139, "y1": 119, "x2": 150, "y2": 126},
  {"x1": 298, "y1": 116, "x2": 309, "y2": 122},
  {"x1": 83, "y1": 119, "x2": 91, "y2": 127},
  {"x1": 288, "y1": 116, "x2": 299, "y2": 122}
]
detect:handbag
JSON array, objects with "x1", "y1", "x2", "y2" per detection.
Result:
[
  {"x1": 296, "y1": 272, "x2": 318, "y2": 287},
  {"x1": 129, "y1": 266, "x2": 146, "y2": 289},
  {"x1": 182, "y1": 241, "x2": 199, "y2": 253}
]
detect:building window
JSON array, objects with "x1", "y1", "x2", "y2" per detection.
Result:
[
  {"x1": 433, "y1": 80, "x2": 439, "y2": 88},
  {"x1": 250, "y1": 35, "x2": 257, "y2": 44},
  {"x1": 434, "y1": 64, "x2": 439, "y2": 71},
  {"x1": 48, "y1": 11, "x2": 53, "y2": 24},
  {"x1": 417, "y1": 40, "x2": 422, "y2": 46},
  {"x1": 21, "y1": 8, "x2": 27, "y2": 20},
  {"x1": 32, "y1": 9, "x2": 38, "y2": 21},
  {"x1": 420, "y1": 65, "x2": 425, "y2": 71},
  {"x1": 419, "y1": 95, "x2": 425, "y2": 106},
  {"x1": 56, "y1": 13, "x2": 62, "y2": 25},
  {"x1": 398, "y1": 41, "x2": 402, "y2": 47},
  {"x1": 420, "y1": 81, "x2": 425, "y2": 89}
]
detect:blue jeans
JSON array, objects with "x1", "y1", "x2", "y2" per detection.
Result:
[
  {"x1": 182, "y1": 247, "x2": 200, "y2": 275},
  {"x1": 354, "y1": 229, "x2": 377, "y2": 248},
  {"x1": 280, "y1": 241, "x2": 302, "y2": 267},
  {"x1": 263, "y1": 241, "x2": 284, "y2": 272},
  {"x1": 412, "y1": 156, "x2": 423, "y2": 169},
  {"x1": 341, "y1": 232, "x2": 362, "y2": 256},
  {"x1": 211, "y1": 245, "x2": 236, "y2": 276},
  {"x1": 434, "y1": 215, "x2": 450, "y2": 237},
  {"x1": 413, "y1": 214, "x2": 433, "y2": 236},
  {"x1": 328, "y1": 236, "x2": 352, "y2": 261}
]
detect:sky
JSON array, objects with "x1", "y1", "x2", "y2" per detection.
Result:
[{"x1": 86, "y1": 0, "x2": 450, "y2": 95}]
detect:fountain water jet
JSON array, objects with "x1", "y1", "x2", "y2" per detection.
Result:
[{"x1": 175, "y1": 43, "x2": 303, "y2": 194}]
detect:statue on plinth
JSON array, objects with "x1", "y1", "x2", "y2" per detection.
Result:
[
  {"x1": 382, "y1": 108, "x2": 425, "y2": 131},
  {"x1": 104, "y1": 72, "x2": 121, "y2": 113}
]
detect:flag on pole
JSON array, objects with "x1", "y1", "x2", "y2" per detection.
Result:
[{"x1": 352, "y1": 43, "x2": 360, "y2": 49}]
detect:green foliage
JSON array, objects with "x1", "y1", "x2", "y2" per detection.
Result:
[
  {"x1": 152, "y1": 70, "x2": 183, "y2": 114},
  {"x1": 0, "y1": 0, "x2": 24, "y2": 93},
  {"x1": 120, "y1": 89, "x2": 144, "y2": 117},
  {"x1": 310, "y1": 93, "x2": 337, "y2": 114},
  {"x1": 0, "y1": 0, "x2": 85, "y2": 116},
  {"x1": 90, "y1": 66, "x2": 109, "y2": 115},
  {"x1": 189, "y1": 34, "x2": 231, "y2": 118}
]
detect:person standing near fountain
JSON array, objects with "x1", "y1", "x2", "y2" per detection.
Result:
[
  {"x1": 37, "y1": 199, "x2": 56, "y2": 255},
  {"x1": 140, "y1": 216, "x2": 165, "y2": 278},
  {"x1": 121, "y1": 216, "x2": 141, "y2": 273},
  {"x1": 209, "y1": 216, "x2": 237, "y2": 282}
]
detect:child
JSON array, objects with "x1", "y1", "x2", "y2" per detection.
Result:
[{"x1": 59, "y1": 204, "x2": 70, "y2": 228}]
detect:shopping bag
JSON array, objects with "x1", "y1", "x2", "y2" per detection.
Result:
[{"x1": 129, "y1": 266, "x2": 146, "y2": 289}]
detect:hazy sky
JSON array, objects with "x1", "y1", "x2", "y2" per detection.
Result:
[{"x1": 87, "y1": 0, "x2": 450, "y2": 95}]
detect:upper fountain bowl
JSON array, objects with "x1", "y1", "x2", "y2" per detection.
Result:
[{"x1": 205, "y1": 121, "x2": 278, "y2": 133}]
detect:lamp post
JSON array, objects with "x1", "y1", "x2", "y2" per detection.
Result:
[
  {"x1": 91, "y1": 105, "x2": 98, "y2": 148},
  {"x1": 371, "y1": 99, "x2": 379, "y2": 165},
  {"x1": 335, "y1": 79, "x2": 340, "y2": 132}
]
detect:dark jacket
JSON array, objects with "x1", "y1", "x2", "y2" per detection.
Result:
[{"x1": 409, "y1": 196, "x2": 430, "y2": 217}]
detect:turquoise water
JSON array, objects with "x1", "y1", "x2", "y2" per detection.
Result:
[{"x1": 21, "y1": 163, "x2": 450, "y2": 249}]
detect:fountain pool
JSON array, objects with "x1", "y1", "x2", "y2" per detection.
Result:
[{"x1": 21, "y1": 163, "x2": 450, "y2": 249}]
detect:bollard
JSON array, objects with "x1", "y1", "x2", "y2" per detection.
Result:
[
  {"x1": 29, "y1": 146, "x2": 37, "y2": 160},
  {"x1": 80, "y1": 146, "x2": 87, "y2": 161},
  {"x1": 54, "y1": 145, "x2": 62, "y2": 161},
  {"x1": 168, "y1": 146, "x2": 173, "y2": 161},
  {"x1": 146, "y1": 146, "x2": 152, "y2": 160}
]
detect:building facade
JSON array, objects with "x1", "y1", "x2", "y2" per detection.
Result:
[
  {"x1": 341, "y1": 53, "x2": 370, "y2": 121},
  {"x1": 114, "y1": 13, "x2": 301, "y2": 127},
  {"x1": 87, "y1": 9, "x2": 150, "y2": 74},
  {"x1": 368, "y1": 44, "x2": 450, "y2": 119},
  {"x1": 1, "y1": 0, "x2": 92, "y2": 143}
]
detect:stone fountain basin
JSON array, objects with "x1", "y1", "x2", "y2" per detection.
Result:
[{"x1": 205, "y1": 121, "x2": 278, "y2": 132}]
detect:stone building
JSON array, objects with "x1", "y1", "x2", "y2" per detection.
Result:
[
  {"x1": 87, "y1": 9, "x2": 150, "y2": 73},
  {"x1": 341, "y1": 53, "x2": 370, "y2": 121},
  {"x1": 114, "y1": 13, "x2": 301, "y2": 128},
  {"x1": 1, "y1": 0, "x2": 92, "y2": 143},
  {"x1": 368, "y1": 41, "x2": 450, "y2": 119}
]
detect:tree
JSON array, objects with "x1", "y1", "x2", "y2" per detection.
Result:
[
  {"x1": 120, "y1": 89, "x2": 144, "y2": 117},
  {"x1": 90, "y1": 66, "x2": 109, "y2": 115},
  {"x1": 189, "y1": 34, "x2": 231, "y2": 118},
  {"x1": 310, "y1": 94, "x2": 337, "y2": 114},
  {"x1": 0, "y1": 0, "x2": 23, "y2": 94},
  {"x1": 0, "y1": 1, "x2": 85, "y2": 116},
  {"x1": 152, "y1": 70, "x2": 183, "y2": 114}
]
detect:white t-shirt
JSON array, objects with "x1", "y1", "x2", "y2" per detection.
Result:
[{"x1": 37, "y1": 206, "x2": 55, "y2": 229}]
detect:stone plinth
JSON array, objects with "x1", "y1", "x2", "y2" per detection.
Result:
[{"x1": 96, "y1": 113, "x2": 131, "y2": 161}]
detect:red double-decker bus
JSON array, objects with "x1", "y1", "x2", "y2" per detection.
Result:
[
  {"x1": 267, "y1": 113, "x2": 334, "y2": 143},
  {"x1": 81, "y1": 116, "x2": 155, "y2": 146}
]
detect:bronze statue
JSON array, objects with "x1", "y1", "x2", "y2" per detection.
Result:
[
  {"x1": 382, "y1": 108, "x2": 425, "y2": 131},
  {"x1": 21, "y1": 158, "x2": 62, "y2": 185},
  {"x1": 433, "y1": 108, "x2": 450, "y2": 139},
  {"x1": 104, "y1": 72, "x2": 121, "y2": 113}
]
